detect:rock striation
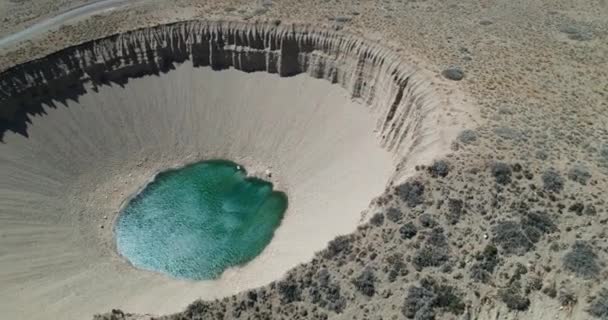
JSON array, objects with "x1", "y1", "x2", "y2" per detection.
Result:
[{"x1": 0, "y1": 20, "x2": 443, "y2": 161}]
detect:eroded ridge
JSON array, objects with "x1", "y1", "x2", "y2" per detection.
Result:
[{"x1": 0, "y1": 20, "x2": 441, "y2": 159}]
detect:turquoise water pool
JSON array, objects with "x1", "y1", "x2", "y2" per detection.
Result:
[{"x1": 115, "y1": 160, "x2": 287, "y2": 280}]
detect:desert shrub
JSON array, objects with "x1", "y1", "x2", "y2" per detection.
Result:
[
  {"x1": 396, "y1": 181, "x2": 425, "y2": 207},
  {"x1": 559, "y1": 289, "x2": 578, "y2": 308},
  {"x1": 568, "y1": 165, "x2": 592, "y2": 185},
  {"x1": 522, "y1": 211, "x2": 557, "y2": 234},
  {"x1": 351, "y1": 268, "x2": 377, "y2": 297},
  {"x1": 447, "y1": 198, "x2": 464, "y2": 224},
  {"x1": 323, "y1": 235, "x2": 353, "y2": 259},
  {"x1": 491, "y1": 162, "x2": 512, "y2": 185},
  {"x1": 386, "y1": 207, "x2": 403, "y2": 223},
  {"x1": 182, "y1": 300, "x2": 218, "y2": 319},
  {"x1": 386, "y1": 253, "x2": 407, "y2": 282},
  {"x1": 419, "y1": 214, "x2": 438, "y2": 228},
  {"x1": 542, "y1": 282, "x2": 557, "y2": 298},
  {"x1": 370, "y1": 212, "x2": 385, "y2": 227},
  {"x1": 402, "y1": 278, "x2": 465, "y2": 319},
  {"x1": 309, "y1": 269, "x2": 346, "y2": 313},
  {"x1": 93, "y1": 309, "x2": 127, "y2": 320},
  {"x1": 542, "y1": 169, "x2": 564, "y2": 193},
  {"x1": 413, "y1": 228, "x2": 450, "y2": 271},
  {"x1": 521, "y1": 211, "x2": 557, "y2": 242},
  {"x1": 470, "y1": 244, "x2": 499, "y2": 283},
  {"x1": 587, "y1": 288, "x2": 608, "y2": 319},
  {"x1": 492, "y1": 221, "x2": 534, "y2": 255},
  {"x1": 499, "y1": 281, "x2": 530, "y2": 311},
  {"x1": 527, "y1": 277, "x2": 543, "y2": 292},
  {"x1": 494, "y1": 127, "x2": 524, "y2": 141},
  {"x1": 400, "y1": 222, "x2": 418, "y2": 239},
  {"x1": 278, "y1": 277, "x2": 302, "y2": 304},
  {"x1": 563, "y1": 241, "x2": 600, "y2": 279},
  {"x1": 428, "y1": 160, "x2": 450, "y2": 178},
  {"x1": 569, "y1": 202, "x2": 585, "y2": 215},
  {"x1": 458, "y1": 129, "x2": 477, "y2": 144}
]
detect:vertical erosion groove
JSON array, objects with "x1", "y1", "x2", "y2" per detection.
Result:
[{"x1": 0, "y1": 20, "x2": 442, "y2": 161}]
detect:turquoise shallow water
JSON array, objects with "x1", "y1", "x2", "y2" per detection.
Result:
[{"x1": 115, "y1": 160, "x2": 287, "y2": 280}]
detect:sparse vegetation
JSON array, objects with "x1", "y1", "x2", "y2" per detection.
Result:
[
  {"x1": 470, "y1": 244, "x2": 499, "y2": 283},
  {"x1": 428, "y1": 160, "x2": 450, "y2": 178},
  {"x1": 542, "y1": 168, "x2": 564, "y2": 193},
  {"x1": 400, "y1": 222, "x2": 418, "y2": 239},
  {"x1": 386, "y1": 207, "x2": 403, "y2": 223},
  {"x1": 386, "y1": 253, "x2": 407, "y2": 282},
  {"x1": 458, "y1": 129, "x2": 478, "y2": 144},
  {"x1": 396, "y1": 181, "x2": 425, "y2": 207},
  {"x1": 323, "y1": 235, "x2": 353, "y2": 259},
  {"x1": 492, "y1": 221, "x2": 534, "y2": 255},
  {"x1": 499, "y1": 281, "x2": 530, "y2": 311},
  {"x1": 351, "y1": 268, "x2": 377, "y2": 297},
  {"x1": 309, "y1": 269, "x2": 346, "y2": 313},
  {"x1": 402, "y1": 278, "x2": 465, "y2": 319},
  {"x1": 370, "y1": 212, "x2": 384, "y2": 226},
  {"x1": 563, "y1": 241, "x2": 600, "y2": 279},
  {"x1": 568, "y1": 165, "x2": 592, "y2": 185},
  {"x1": 587, "y1": 288, "x2": 608, "y2": 319},
  {"x1": 413, "y1": 228, "x2": 450, "y2": 271},
  {"x1": 278, "y1": 277, "x2": 302, "y2": 304},
  {"x1": 447, "y1": 198, "x2": 463, "y2": 224},
  {"x1": 491, "y1": 162, "x2": 512, "y2": 185},
  {"x1": 419, "y1": 213, "x2": 437, "y2": 228}
]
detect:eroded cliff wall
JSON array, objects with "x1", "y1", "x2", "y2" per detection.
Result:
[{"x1": 0, "y1": 20, "x2": 439, "y2": 160}]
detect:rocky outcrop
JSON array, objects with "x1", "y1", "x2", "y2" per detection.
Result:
[{"x1": 0, "y1": 20, "x2": 439, "y2": 159}]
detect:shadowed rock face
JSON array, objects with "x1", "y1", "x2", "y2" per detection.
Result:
[{"x1": 0, "y1": 20, "x2": 440, "y2": 158}]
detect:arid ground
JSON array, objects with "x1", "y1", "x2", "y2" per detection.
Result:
[{"x1": 0, "y1": 0, "x2": 607, "y2": 319}]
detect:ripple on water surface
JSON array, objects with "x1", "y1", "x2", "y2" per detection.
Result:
[{"x1": 115, "y1": 160, "x2": 287, "y2": 280}]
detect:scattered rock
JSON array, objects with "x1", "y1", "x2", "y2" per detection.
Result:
[
  {"x1": 442, "y1": 66, "x2": 465, "y2": 81},
  {"x1": 323, "y1": 235, "x2": 353, "y2": 259}
]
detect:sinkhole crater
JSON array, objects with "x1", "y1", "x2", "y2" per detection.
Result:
[
  {"x1": 115, "y1": 160, "x2": 287, "y2": 280},
  {"x1": 0, "y1": 20, "x2": 467, "y2": 318}
]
